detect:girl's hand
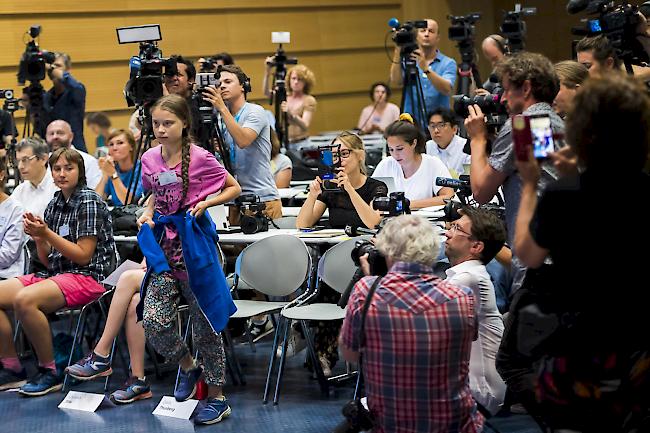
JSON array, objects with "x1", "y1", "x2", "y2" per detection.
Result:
[
  {"x1": 190, "y1": 200, "x2": 208, "y2": 218},
  {"x1": 24, "y1": 214, "x2": 48, "y2": 237},
  {"x1": 137, "y1": 212, "x2": 154, "y2": 229}
]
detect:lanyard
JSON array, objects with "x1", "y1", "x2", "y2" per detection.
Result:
[{"x1": 221, "y1": 104, "x2": 246, "y2": 168}]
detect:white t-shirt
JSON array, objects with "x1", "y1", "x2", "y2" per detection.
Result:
[
  {"x1": 76, "y1": 148, "x2": 102, "y2": 189},
  {"x1": 10, "y1": 170, "x2": 59, "y2": 219},
  {"x1": 425, "y1": 134, "x2": 471, "y2": 178},
  {"x1": 372, "y1": 154, "x2": 452, "y2": 201}
]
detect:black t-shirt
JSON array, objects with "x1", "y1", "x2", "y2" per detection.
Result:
[
  {"x1": 530, "y1": 170, "x2": 650, "y2": 348},
  {"x1": 317, "y1": 177, "x2": 388, "y2": 229}
]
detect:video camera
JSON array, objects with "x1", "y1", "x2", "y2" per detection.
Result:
[
  {"x1": 373, "y1": 191, "x2": 411, "y2": 217},
  {"x1": 17, "y1": 25, "x2": 56, "y2": 85},
  {"x1": 236, "y1": 194, "x2": 269, "y2": 235},
  {"x1": 448, "y1": 13, "x2": 482, "y2": 97},
  {"x1": 117, "y1": 24, "x2": 178, "y2": 107},
  {"x1": 568, "y1": 1, "x2": 649, "y2": 68},
  {"x1": 0, "y1": 89, "x2": 21, "y2": 113},
  {"x1": 500, "y1": 5, "x2": 537, "y2": 53},
  {"x1": 388, "y1": 18, "x2": 428, "y2": 57}
]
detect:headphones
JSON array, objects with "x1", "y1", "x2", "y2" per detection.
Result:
[{"x1": 216, "y1": 65, "x2": 252, "y2": 94}]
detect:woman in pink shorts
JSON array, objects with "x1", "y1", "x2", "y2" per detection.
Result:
[{"x1": 0, "y1": 147, "x2": 115, "y2": 396}]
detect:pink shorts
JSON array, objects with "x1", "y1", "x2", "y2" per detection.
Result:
[{"x1": 17, "y1": 273, "x2": 105, "y2": 308}]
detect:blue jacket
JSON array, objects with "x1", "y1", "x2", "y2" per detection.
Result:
[{"x1": 136, "y1": 210, "x2": 236, "y2": 332}]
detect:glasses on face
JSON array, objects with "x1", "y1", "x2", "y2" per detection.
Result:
[
  {"x1": 448, "y1": 223, "x2": 473, "y2": 238},
  {"x1": 428, "y1": 122, "x2": 449, "y2": 131},
  {"x1": 18, "y1": 155, "x2": 38, "y2": 165}
]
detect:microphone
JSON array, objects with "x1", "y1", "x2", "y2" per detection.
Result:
[
  {"x1": 388, "y1": 17, "x2": 400, "y2": 28},
  {"x1": 345, "y1": 226, "x2": 378, "y2": 237},
  {"x1": 566, "y1": 0, "x2": 590, "y2": 14},
  {"x1": 435, "y1": 177, "x2": 470, "y2": 190}
]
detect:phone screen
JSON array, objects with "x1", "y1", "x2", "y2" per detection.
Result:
[
  {"x1": 530, "y1": 115, "x2": 554, "y2": 159},
  {"x1": 320, "y1": 150, "x2": 335, "y2": 180}
]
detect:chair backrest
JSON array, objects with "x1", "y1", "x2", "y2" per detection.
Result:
[
  {"x1": 237, "y1": 234, "x2": 311, "y2": 297},
  {"x1": 23, "y1": 243, "x2": 31, "y2": 275},
  {"x1": 272, "y1": 216, "x2": 297, "y2": 229},
  {"x1": 317, "y1": 238, "x2": 361, "y2": 294}
]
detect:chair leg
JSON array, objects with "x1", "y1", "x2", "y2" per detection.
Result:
[
  {"x1": 105, "y1": 335, "x2": 118, "y2": 392},
  {"x1": 63, "y1": 309, "x2": 87, "y2": 392},
  {"x1": 272, "y1": 318, "x2": 292, "y2": 405},
  {"x1": 263, "y1": 316, "x2": 285, "y2": 404},
  {"x1": 222, "y1": 328, "x2": 246, "y2": 386},
  {"x1": 301, "y1": 320, "x2": 329, "y2": 396}
]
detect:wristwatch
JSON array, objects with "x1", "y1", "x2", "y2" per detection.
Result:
[
  {"x1": 424, "y1": 68, "x2": 432, "y2": 75},
  {"x1": 111, "y1": 172, "x2": 119, "y2": 180}
]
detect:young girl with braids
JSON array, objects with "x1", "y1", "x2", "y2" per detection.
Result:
[{"x1": 137, "y1": 94, "x2": 240, "y2": 425}]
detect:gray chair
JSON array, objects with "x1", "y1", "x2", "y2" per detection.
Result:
[
  {"x1": 271, "y1": 237, "x2": 360, "y2": 404},
  {"x1": 271, "y1": 216, "x2": 297, "y2": 229},
  {"x1": 223, "y1": 235, "x2": 312, "y2": 401}
]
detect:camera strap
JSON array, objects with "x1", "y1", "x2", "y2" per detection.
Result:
[{"x1": 358, "y1": 276, "x2": 382, "y2": 350}]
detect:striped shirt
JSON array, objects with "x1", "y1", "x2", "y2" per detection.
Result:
[{"x1": 341, "y1": 262, "x2": 484, "y2": 433}]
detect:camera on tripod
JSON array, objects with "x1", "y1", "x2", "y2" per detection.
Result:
[
  {"x1": 448, "y1": 13, "x2": 481, "y2": 43},
  {"x1": 17, "y1": 25, "x2": 56, "y2": 85},
  {"x1": 116, "y1": 24, "x2": 178, "y2": 107},
  {"x1": 388, "y1": 18, "x2": 428, "y2": 56},
  {"x1": 500, "y1": 5, "x2": 537, "y2": 53},
  {"x1": 236, "y1": 194, "x2": 269, "y2": 235},
  {"x1": 0, "y1": 89, "x2": 21, "y2": 113},
  {"x1": 193, "y1": 72, "x2": 220, "y2": 124}
]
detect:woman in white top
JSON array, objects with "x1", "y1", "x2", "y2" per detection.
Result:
[
  {"x1": 357, "y1": 82, "x2": 400, "y2": 134},
  {"x1": 372, "y1": 114, "x2": 455, "y2": 209}
]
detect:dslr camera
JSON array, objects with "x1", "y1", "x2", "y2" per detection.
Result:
[
  {"x1": 372, "y1": 191, "x2": 410, "y2": 217},
  {"x1": 117, "y1": 24, "x2": 178, "y2": 107},
  {"x1": 388, "y1": 18, "x2": 428, "y2": 57},
  {"x1": 331, "y1": 399, "x2": 375, "y2": 433},
  {"x1": 350, "y1": 237, "x2": 388, "y2": 278},
  {"x1": 452, "y1": 93, "x2": 508, "y2": 131},
  {"x1": 17, "y1": 25, "x2": 56, "y2": 85},
  {"x1": 236, "y1": 194, "x2": 269, "y2": 235}
]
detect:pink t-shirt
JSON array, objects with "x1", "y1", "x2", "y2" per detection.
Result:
[{"x1": 141, "y1": 144, "x2": 228, "y2": 277}]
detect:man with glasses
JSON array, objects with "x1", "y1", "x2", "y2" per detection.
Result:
[
  {"x1": 10, "y1": 137, "x2": 58, "y2": 219},
  {"x1": 444, "y1": 207, "x2": 507, "y2": 415},
  {"x1": 425, "y1": 108, "x2": 470, "y2": 177}
]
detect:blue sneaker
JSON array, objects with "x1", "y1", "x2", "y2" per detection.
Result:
[
  {"x1": 194, "y1": 397, "x2": 231, "y2": 425},
  {"x1": 19, "y1": 367, "x2": 62, "y2": 397},
  {"x1": 0, "y1": 368, "x2": 27, "y2": 391},
  {"x1": 174, "y1": 365, "x2": 202, "y2": 402},
  {"x1": 65, "y1": 351, "x2": 112, "y2": 381}
]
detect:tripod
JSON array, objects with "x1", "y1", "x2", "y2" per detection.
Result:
[
  {"x1": 268, "y1": 44, "x2": 296, "y2": 150},
  {"x1": 399, "y1": 54, "x2": 429, "y2": 133},
  {"x1": 124, "y1": 104, "x2": 154, "y2": 206},
  {"x1": 22, "y1": 82, "x2": 48, "y2": 140},
  {"x1": 455, "y1": 45, "x2": 482, "y2": 97}
]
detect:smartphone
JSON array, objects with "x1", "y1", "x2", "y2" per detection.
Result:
[
  {"x1": 196, "y1": 72, "x2": 219, "y2": 88},
  {"x1": 529, "y1": 114, "x2": 555, "y2": 159},
  {"x1": 318, "y1": 148, "x2": 339, "y2": 191},
  {"x1": 512, "y1": 114, "x2": 532, "y2": 161}
]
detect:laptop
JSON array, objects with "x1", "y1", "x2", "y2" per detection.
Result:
[
  {"x1": 207, "y1": 204, "x2": 241, "y2": 233},
  {"x1": 373, "y1": 176, "x2": 397, "y2": 194}
]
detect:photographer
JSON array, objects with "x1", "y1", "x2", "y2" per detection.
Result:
[
  {"x1": 425, "y1": 108, "x2": 470, "y2": 177},
  {"x1": 197, "y1": 52, "x2": 234, "y2": 72},
  {"x1": 389, "y1": 19, "x2": 457, "y2": 113},
  {"x1": 465, "y1": 52, "x2": 563, "y2": 296},
  {"x1": 475, "y1": 35, "x2": 507, "y2": 96},
  {"x1": 0, "y1": 109, "x2": 17, "y2": 151},
  {"x1": 202, "y1": 65, "x2": 281, "y2": 222},
  {"x1": 39, "y1": 52, "x2": 87, "y2": 153},
  {"x1": 339, "y1": 214, "x2": 484, "y2": 432},
  {"x1": 513, "y1": 75, "x2": 650, "y2": 432}
]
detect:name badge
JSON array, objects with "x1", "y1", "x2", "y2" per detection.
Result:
[
  {"x1": 158, "y1": 171, "x2": 178, "y2": 186},
  {"x1": 59, "y1": 224, "x2": 70, "y2": 237}
]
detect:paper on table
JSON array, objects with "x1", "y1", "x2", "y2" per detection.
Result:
[
  {"x1": 297, "y1": 229, "x2": 346, "y2": 238},
  {"x1": 101, "y1": 259, "x2": 142, "y2": 287}
]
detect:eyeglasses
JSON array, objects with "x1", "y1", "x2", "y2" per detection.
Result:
[
  {"x1": 428, "y1": 122, "x2": 449, "y2": 130},
  {"x1": 17, "y1": 155, "x2": 38, "y2": 165},
  {"x1": 448, "y1": 223, "x2": 473, "y2": 238},
  {"x1": 339, "y1": 149, "x2": 352, "y2": 158}
]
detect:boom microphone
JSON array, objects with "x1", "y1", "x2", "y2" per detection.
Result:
[
  {"x1": 436, "y1": 177, "x2": 470, "y2": 189},
  {"x1": 566, "y1": 0, "x2": 590, "y2": 14}
]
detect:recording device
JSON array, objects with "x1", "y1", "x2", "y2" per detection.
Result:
[
  {"x1": 0, "y1": 89, "x2": 21, "y2": 113},
  {"x1": 267, "y1": 32, "x2": 298, "y2": 147},
  {"x1": 500, "y1": 4, "x2": 537, "y2": 53},
  {"x1": 350, "y1": 238, "x2": 388, "y2": 278},
  {"x1": 318, "y1": 146, "x2": 341, "y2": 192},
  {"x1": 17, "y1": 25, "x2": 56, "y2": 85},
  {"x1": 448, "y1": 13, "x2": 481, "y2": 42},
  {"x1": 512, "y1": 114, "x2": 555, "y2": 161},
  {"x1": 568, "y1": 1, "x2": 649, "y2": 70},
  {"x1": 236, "y1": 194, "x2": 269, "y2": 234},
  {"x1": 387, "y1": 18, "x2": 428, "y2": 56},
  {"x1": 447, "y1": 13, "x2": 483, "y2": 97},
  {"x1": 453, "y1": 93, "x2": 508, "y2": 129},
  {"x1": 436, "y1": 175, "x2": 472, "y2": 196},
  {"x1": 193, "y1": 72, "x2": 220, "y2": 124},
  {"x1": 117, "y1": 24, "x2": 178, "y2": 107},
  {"x1": 372, "y1": 191, "x2": 410, "y2": 217},
  {"x1": 331, "y1": 400, "x2": 376, "y2": 433}
]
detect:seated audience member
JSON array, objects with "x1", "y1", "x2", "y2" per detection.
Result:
[
  {"x1": 95, "y1": 129, "x2": 143, "y2": 206},
  {"x1": 0, "y1": 157, "x2": 25, "y2": 280},
  {"x1": 513, "y1": 75, "x2": 650, "y2": 432},
  {"x1": 11, "y1": 137, "x2": 59, "y2": 219},
  {"x1": 425, "y1": 108, "x2": 471, "y2": 177},
  {"x1": 296, "y1": 131, "x2": 386, "y2": 230},
  {"x1": 0, "y1": 147, "x2": 115, "y2": 395},
  {"x1": 444, "y1": 207, "x2": 507, "y2": 415},
  {"x1": 357, "y1": 82, "x2": 400, "y2": 134},
  {"x1": 86, "y1": 112, "x2": 113, "y2": 157},
  {"x1": 270, "y1": 128, "x2": 292, "y2": 188},
  {"x1": 552, "y1": 61, "x2": 589, "y2": 119},
  {"x1": 341, "y1": 214, "x2": 484, "y2": 433},
  {"x1": 46, "y1": 119, "x2": 102, "y2": 189},
  {"x1": 373, "y1": 114, "x2": 454, "y2": 209},
  {"x1": 66, "y1": 268, "x2": 150, "y2": 404}
]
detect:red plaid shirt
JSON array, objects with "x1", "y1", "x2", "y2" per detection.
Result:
[{"x1": 341, "y1": 262, "x2": 484, "y2": 433}]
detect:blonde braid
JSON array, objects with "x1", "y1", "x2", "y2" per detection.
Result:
[{"x1": 181, "y1": 137, "x2": 191, "y2": 201}]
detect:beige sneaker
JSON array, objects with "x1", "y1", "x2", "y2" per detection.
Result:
[{"x1": 319, "y1": 355, "x2": 332, "y2": 377}]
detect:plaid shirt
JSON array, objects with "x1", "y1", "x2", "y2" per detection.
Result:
[
  {"x1": 39, "y1": 187, "x2": 115, "y2": 282},
  {"x1": 341, "y1": 262, "x2": 484, "y2": 433}
]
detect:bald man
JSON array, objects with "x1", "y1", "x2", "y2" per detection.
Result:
[
  {"x1": 389, "y1": 18, "x2": 457, "y2": 124},
  {"x1": 45, "y1": 120, "x2": 102, "y2": 189}
]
